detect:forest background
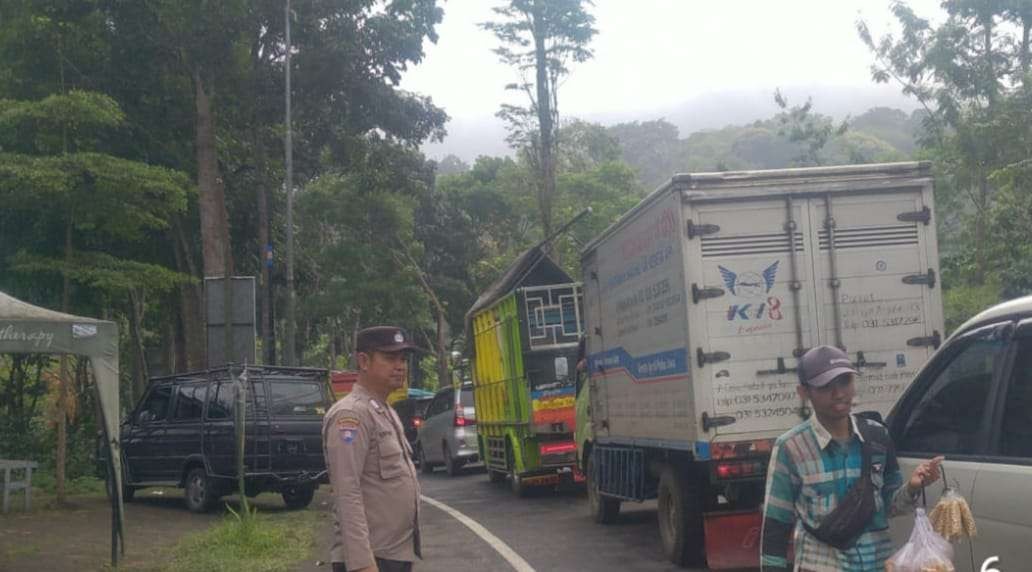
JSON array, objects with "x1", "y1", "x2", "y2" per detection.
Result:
[{"x1": 2, "y1": 0, "x2": 1030, "y2": 495}]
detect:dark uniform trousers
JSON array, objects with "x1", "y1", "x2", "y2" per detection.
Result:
[{"x1": 332, "y1": 558, "x2": 412, "y2": 572}]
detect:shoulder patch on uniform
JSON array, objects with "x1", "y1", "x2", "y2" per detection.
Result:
[{"x1": 336, "y1": 415, "x2": 360, "y2": 430}]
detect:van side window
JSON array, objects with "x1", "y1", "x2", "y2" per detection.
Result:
[
  {"x1": 172, "y1": 383, "x2": 206, "y2": 421},
  {"x1": 898, "y1": 334, "x2": 1007, "y2": 455},
  {"x1": 1000, "y1": 339, "x2": 1032, "y2": 458},
  {"x1": 269, "y1": 382, "x2": 328, "y2": 416},
  {"x1": 206, "y1": 382, "x2": 254, "y2": 419},
  {"x1": 138, "y1": 384, "x2": 173, "y2": 423}
]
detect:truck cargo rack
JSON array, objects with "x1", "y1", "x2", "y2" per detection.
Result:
[{"x1": 593, "y1": 445, "x2": 655, "y2": 502}]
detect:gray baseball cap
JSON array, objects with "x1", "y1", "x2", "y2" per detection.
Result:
[{"x1": 798, "y1": 345, "x2": 858, "y2": 388}]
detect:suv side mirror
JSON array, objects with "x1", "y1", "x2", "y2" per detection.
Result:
[{"x1": 138, "y1": 410, "x2": 155, "y2": 424}]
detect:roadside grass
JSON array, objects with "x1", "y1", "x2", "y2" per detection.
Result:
[
  {"x1": 0, "y1": 469, "x2": 109, "y2": 515},
  {"x1": 1, "y1": 541, "x2": 42, "y2": 561},
  {"x1": 161, "y1": 504, "x2": 319, "y2": 572}
]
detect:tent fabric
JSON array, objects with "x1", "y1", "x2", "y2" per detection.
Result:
[{"x1": 0, "y1": 290, "x2": 124, "y2": 563}]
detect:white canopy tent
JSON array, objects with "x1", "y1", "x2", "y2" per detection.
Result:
[{"x1": 0, "y1": 290, "x2": 124, "y2": 564}]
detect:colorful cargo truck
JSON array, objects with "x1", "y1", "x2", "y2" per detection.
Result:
[
  {"x1": 578, "y1": 162, "x2": 944, "y2": 568},
  {"x1": 467, "y1": 246, "x2": 586, "y2": 496}
]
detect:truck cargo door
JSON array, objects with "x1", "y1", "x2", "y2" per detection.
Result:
[
  {"x1": 809, "y1": 191, "x2": 941, "y2": 417},
  {"x1": 691, "y1": 198, "x2": 819, "y2": 437}
]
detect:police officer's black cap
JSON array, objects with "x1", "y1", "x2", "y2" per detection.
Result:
[{"x1": 355, "y1": 326, "x2": 425, "y2": 354}]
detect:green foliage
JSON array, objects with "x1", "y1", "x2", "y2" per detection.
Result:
[
  {"x1": 163, "y1": 506, "x2": 316, "y2": 572},
  {"x1": 943, "y1": 280, "x2": 1002, "y2": 334}
]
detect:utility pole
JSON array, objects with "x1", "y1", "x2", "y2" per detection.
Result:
[{"x1": 284, "y1": 0, "x2": 296, "y2": 365}]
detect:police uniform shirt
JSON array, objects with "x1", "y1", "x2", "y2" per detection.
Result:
[{"x1": 323, "y1": 383, "x2": 421, "y2": 570}]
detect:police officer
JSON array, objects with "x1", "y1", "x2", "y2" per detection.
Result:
[{"x1": 324, "y1": 326, "x2": 423, "y2": 572}]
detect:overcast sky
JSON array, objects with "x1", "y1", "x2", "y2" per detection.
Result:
[{"x1": 400, "y1": 0, "x2": 946, "y2": 160}]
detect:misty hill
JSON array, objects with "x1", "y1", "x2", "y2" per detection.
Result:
[{"x1": 423, "y1": 84, "x2": 921, "y2": 164}]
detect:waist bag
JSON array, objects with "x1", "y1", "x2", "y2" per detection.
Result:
[{"x1": 801, "y1": 418, "x2": 881, "y2": 550}]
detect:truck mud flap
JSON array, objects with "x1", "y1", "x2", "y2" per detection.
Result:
[
  {"x1": 702, "y1": 509, "x2": 763, "y2": 570},
  {"x1": 593, "y1": 445, "x2": 653, "y2": 502}
]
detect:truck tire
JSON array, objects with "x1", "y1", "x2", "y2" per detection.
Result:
[
  {"x1": 184, "y1": 467, "x2": 217, "y2": 513},
  {"x1": 587, "y1": 453, "x2": 620, "y2": 524},
  {"x1": 281, "y1": 484, "x2": 316, "y2": 509},
  {"x1": 488, "y1": 469, "x2": 506, "y2": 483},
  {"x1": 507, "y1": 446, "x2": 527, "y2": 498},
  {"x1": 657, "y1": 465, "x2": 705, "y2": 567}
]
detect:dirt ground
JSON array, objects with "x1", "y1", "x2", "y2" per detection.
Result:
[{"x1": 0, "y1": 488, "x2": 300, "y2": 572}]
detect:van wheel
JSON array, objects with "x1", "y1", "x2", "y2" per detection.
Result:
[
  {"x1": 184, "y1": 467, "x2": 216, "y2": 513},
  {"x1": 281, "y1": 484, "x2": 316, "y2": 510},
  {"x1": 444, "y1": 444, "x2": 462, "y2": 477},
  {"x1": 657, "y1": 465, "x2": 705, "y2": 567},
  {"x1": 418, "y1": 445, "x2": 434, "y2": 475},
  {"x1": 587, "y1": 454, "x2": 620, "y2": 524}
]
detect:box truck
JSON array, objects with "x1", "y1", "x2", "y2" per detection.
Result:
[
  {"x1": 577, "y1": 162, "x2": 944, "y2": 568},
  {"x1": 468, "y1": 247, "x2": 585, "y2": 495}
]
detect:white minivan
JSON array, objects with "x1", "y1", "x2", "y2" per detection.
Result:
[{"x1": 887, "y1": 295, "x2": 1032, "y2": 571}]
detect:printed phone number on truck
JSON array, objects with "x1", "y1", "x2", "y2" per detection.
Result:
[
  {"x1": 717, "y1": 393, "x2": 797, "y2": 408},
  {"x1": 727, "y1": 407, "x2": 800, "y2": 420}
]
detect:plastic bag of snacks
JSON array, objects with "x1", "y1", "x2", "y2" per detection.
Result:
[
  {"x1": 928, "y1": 488, "x2": 977, "y2": 542},
  {"x1": 885, "y1": 508, "x2": 954, "y2": 572}
]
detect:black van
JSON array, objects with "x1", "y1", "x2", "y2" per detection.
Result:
[{"x1": 118, "y1": 365, "x2": 333, "y2": 512}]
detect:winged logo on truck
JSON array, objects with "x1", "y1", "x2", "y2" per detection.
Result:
[{"x1": 718, "y1": 261, "x2": 779, "y2": 299}]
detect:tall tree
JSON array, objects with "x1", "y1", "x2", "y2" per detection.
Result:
[
  {"x1": 858, "y1": 0, "x2": 1023, "y2": 284},
  {"x1": 482, "y1": 0, "x2": 597, "y2": 245},
  {"x1": 0, "y1": 91, "x2": 190, "y2": 502}
]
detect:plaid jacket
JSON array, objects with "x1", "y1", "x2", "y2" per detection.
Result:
[{"x1": 760, "y1": 415, "x2": 917, "y2": 571}]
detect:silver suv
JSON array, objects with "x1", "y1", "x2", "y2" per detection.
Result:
[
  {"x1": 415, "y1": 384, "x2": 478, "y2": 477},
  {"x1": 887, "y1": 295, "x2": 1032, "y2": 570}
]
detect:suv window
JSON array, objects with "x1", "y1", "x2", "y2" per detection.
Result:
[
  {"x1": 172, "y1": 383, "x2": 206, "y2": 421},
  {"x1": 898, "y1": 328, "x2": 1008, "y2": 455},
  {"x1": 429, "y1": 390, "x2": 453, "y2": 417},
  {"x1": 999, "y1": 338, "x2": 1032, "y2": 458},
  {"x1": 138, "y1": 384, "x2": 173, "y2": 423},
  {"x1": 205, "y1": 381, "x2": 255, "y2": 419},
  {"x1": 268, "y1": 381, "x2": 328, "y2": 416}
]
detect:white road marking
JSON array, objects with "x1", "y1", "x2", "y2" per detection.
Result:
[{"x1": 421, "y1": 494, "x2": 536, "y2": 572}]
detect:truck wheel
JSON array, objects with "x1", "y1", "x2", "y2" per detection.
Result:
[
  {"x1": 418, "y1": 445, "x2": 434, "y2": 475},
  {"x1": 444, "y1": 444, "x2": 462, "y2": 477},
  {"x1": 657, "y1": 465, "x2": 705, "y2": 567},
  {"x1": 507, "y1": 447, "x2": 527, "y2": 497},
  {"x1": 281, "y1": 484, "x2": 316, "y2": 509},
  {"x1": 587, "y1": 454, "x2": 620, "y2": 524},
  {"x1": 184, "y1": 467, "x2": 216, "y2": 513},
  {"x1": 488, "y1": 469, "x2": 506, "y2": 483}
]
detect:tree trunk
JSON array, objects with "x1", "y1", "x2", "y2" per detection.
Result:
[
  {"x1": 172, "y1": 217, "x2": 206, "y2": 370},
  {"x1": 532, "y1": 0, "x2": 556, "y2": 247},
  {"x1": 974, "y1": 174, "x2": 989, "y2": 285},
  {"x1": 56, "y1": 222, "x2": 73, "y2": 504},
  {"x1": 1022, "y1": 21, "x2": 1030, "y2": 78},
  {"x1": 194, "y1": 70, "x2": 233, "y2": 278},
  {"x1": 127, "y1": 289, "x2": 149, "y2": 402}
]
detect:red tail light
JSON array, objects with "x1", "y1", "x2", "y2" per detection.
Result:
[
  {"x1": 539, "y1": 441, "x2": 577, "y2": 455},
  {"x1": 454, "y1": 411, "x2": 475, "y2": 427},
  {"x1": 714, "y1": 460, "x2": 765, "y2": 480},
  {"x1": 412, "y1": 417, "x2": 423, "y2": 428}
]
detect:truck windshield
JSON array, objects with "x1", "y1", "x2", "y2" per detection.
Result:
[{"x1": 268, "y1": 381, "x2": 330, "y2": 416}]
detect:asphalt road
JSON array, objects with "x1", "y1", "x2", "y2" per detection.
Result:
[{"x1": 407, "y1": 465, "x2": 708, "y2": 572}]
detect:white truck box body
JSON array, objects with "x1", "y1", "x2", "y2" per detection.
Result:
[{"x1": 582, "y1": 162, "x2": 943, "y2": 454}]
